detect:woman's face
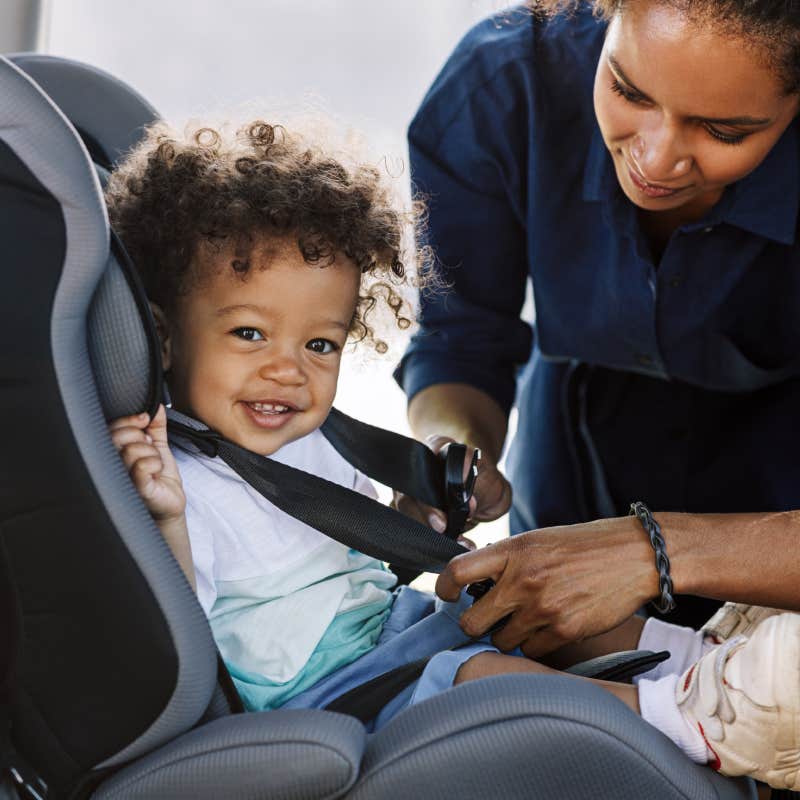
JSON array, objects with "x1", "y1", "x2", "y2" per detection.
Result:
[{"x1": 593, "y1": 0, "x2": 799, "y2": 215}]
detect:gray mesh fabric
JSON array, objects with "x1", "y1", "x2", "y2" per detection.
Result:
[
  {"x1": 351, "y1": 674, "x2": 755, "y2": 799},
  {"x1": 88, "y1": 253, "x2": 152, "y2": 420},
  {"x1": 0, "y1": 55, "x2": 218, "y2": 767},
  {"x1": 92, "y1": 710, "x2": 365, "y2": 800},
  {"x1": 10, "y1": 53, "x2": 158, "y2": 167}
]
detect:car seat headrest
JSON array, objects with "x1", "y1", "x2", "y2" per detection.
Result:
[
  {"x1": 9, "y1": 52, "x2": 159, "y2": 170},
  {"x1": 8, "y1": 54, "x2": 164, "y2": 422},
  {"x1": 88, "y1": 233, "x2": 163, "y2": 421}
]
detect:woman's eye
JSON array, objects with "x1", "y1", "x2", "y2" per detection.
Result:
[
  {"x1": 704, "y1": 125, "x2": 747, "y2": 146},
  {"x1": 610, "y1": 78, "x2": 646, "y2": 105},
  {"x1": 233, "y1": 327, "x2": 264, "y2": 341},
  {"x1": 306, "y1": 338, "x2": 338, "y2": 354}
]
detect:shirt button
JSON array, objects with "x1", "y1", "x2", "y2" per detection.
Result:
[
  {"x1": 635, "y1": 353, "x2": 654, "y2": 367},
  {"x1": 669, "y1": 276, "x2": 682, "y2": 288}
]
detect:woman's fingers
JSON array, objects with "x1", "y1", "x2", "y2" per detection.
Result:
[
  {"x1": 518, "y1": 627, "x2": 570, "y2": 659},
  {"x1": 470, "y1": 465, "x2": 512, "y2": 522},
  {"x1": 435, "y1": 543, "x2": 508, "y2": 601}
]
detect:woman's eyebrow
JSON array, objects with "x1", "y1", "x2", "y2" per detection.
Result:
[
  {"x1": 608, "y1": 55, "x2": 653, "y2": 101},
  {"x1": 608, "y1": 55, "x2": 771, "y2": 126},
  {"x1": 692, "y1": 113, "x2": 771, "y2": 126}
]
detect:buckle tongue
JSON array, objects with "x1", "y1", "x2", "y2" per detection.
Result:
[{"x1": 443, "y1": 444, "x2": 479, "y2": 540}]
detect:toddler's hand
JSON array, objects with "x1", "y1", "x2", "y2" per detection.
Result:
[{"x1": 109, "y1": 405, "x2": 185, "y2": 522}]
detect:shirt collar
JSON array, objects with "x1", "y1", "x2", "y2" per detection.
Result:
[
  {"x1": 722, "y1": 120, "x2": 798, "y2": 246},
  {"x1": 583, "y1": 118, "x2": 799, "y2": 245},
  {"x1": 582, "y1": 123, "x2": 612, "y2": 204}
]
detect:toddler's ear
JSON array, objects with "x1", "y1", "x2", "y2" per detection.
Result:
[{"x1": 149, "y1": 302, "x2": 173, "y2": 372}]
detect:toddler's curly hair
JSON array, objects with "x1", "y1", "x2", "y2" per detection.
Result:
[{"x1": 106, "y1": 120, "x2": 426, "y2": 350}]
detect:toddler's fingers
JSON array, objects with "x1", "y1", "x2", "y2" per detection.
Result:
[
  {"x1": 130, "y1": 455, "x2": 165, "y2": 494},
  {"x1": 110, "y1": 425, "x2": 153, "y2": 452},
  {"x1": 145, "y1": 404, "x2": 169, "y2": 446},
  {"x1": 119, "y1": 442, "x2": 161, "y2": 473},
  {"x1": 109, "y1": 412, "x2": 150, "y2": 433}
]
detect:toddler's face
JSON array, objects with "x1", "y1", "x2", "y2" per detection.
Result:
[{"x1": 162, "y1": 236, "x2": 360, "y2": 455}]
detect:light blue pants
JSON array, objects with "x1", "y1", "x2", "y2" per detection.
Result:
[{"x1": 281, "y1": 586, "x2": 498, "y2": 730}]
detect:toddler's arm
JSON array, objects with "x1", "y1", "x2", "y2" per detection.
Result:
[{"x1": 109, "y1": 404, "x2": 196, "y2": 591}]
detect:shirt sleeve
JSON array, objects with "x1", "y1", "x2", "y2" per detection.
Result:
[{"x1": 395, "y1": 18, "x2": 536, "y2": 415}]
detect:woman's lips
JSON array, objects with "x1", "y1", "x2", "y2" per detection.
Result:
[
  {"x1": 240, "y1": 401, "x2": 298, "y2": 430},
  {"x1": 626, "y1": 164, "x2": 688, "y2": 199}
]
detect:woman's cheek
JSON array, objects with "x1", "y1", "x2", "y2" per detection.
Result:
[{"x1": 692, "y1": 140, "x2": 763, "y2": 187}]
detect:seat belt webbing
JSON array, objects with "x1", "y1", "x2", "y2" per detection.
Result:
[
  {"x1": 321, "y1": 408, "x2": 447, "y2": 511},
  {"x1": 167, "y1": 412, "x2": 468, "y2": 574}
]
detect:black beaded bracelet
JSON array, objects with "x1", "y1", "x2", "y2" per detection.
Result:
[{"x1": 629, "y1": 501, "x2": 676, "y2": 614}]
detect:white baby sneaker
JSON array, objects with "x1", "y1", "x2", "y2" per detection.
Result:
[
  {"x1": 702, "y1": 602, "x2": 785, "y2": 643},
  {"x1": 676, "y1": 613, "x2": 800, "y2": 790}
]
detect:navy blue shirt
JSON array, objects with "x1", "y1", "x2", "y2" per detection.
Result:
[{"x1": 396, "y1": 7, "x2": 800, "y2": 539}]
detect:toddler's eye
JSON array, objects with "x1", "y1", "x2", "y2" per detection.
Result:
[
  {"x1": 233, "y1": 327, "x2": 264, "y2": 341},
  {"x1": 307, "y1": 338, "x2": 338, "y2": 354}
]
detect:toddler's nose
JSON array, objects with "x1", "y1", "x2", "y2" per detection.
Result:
[{"x1": 259, "y1": 352, "x2": 306, "y2": 385}]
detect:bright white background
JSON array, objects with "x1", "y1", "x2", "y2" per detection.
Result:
[{"x1": 45, "y1": 1, "x2": 515, "y2": 576}]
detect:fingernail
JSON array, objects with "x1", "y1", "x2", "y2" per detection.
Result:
[
  {"x1": 145, "y1": 434, "x2": 153, "y2": 444},
  {"x1": 428, "y1": 513, "x2": 446, "y2": 533}
]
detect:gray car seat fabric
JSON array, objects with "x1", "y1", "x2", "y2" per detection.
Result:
[
  {"x1": 9, "y1": 53, "x2": 158, "y2": 169},
  {"x1": 91, "y1": 711, "x2": 366, "y2": 800},
  {"x1": 1, "y1": 52, "x2": 758, "y2": 799},
  {"x1": 352, "y1": 675, "x2": 755, "y2": 800},
  {"x1": 0, "y1": 53, "x2": 216, "y2": 787}
]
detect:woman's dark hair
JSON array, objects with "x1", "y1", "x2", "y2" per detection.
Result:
[
  {"x1": 106, "y1": 121, "x2": 428, "y2": 351},
  {"x1": 529, "y1": 0, "x2": 800, "y2": 94}
]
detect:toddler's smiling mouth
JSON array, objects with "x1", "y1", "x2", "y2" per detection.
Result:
[
  {"x1": 248, "y1": 401, "x2": 294, "y2": 414},
  {"x1": 241, "y1": 400, "x2": 301, "y2": 430}
]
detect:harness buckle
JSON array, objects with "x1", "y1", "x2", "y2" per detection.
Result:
[{"x1": 443, "y1": 444, "x2": 479, "y2": 540}]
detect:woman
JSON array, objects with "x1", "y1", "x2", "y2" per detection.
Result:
[
  {"x1": 394, "y1": 4, "x2": 800, "y2": 790},
  {"x1": 395, "y1": 0, "x2": 800, "y2": 651}
]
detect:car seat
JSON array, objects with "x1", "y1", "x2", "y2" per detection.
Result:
[{"x1": 0, "y1": 52, "x2": 760, "y2": 799}]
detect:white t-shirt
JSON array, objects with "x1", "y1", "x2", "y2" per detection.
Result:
[{"x1": 172, "y1": 429, "x2": 397, "y2": 710}]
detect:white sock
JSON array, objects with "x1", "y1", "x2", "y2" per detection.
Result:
[
  {"x1": 633, "y1": 617, "x2": 716, "y2": 683},
  {"x1": 638, "y1": 673, "x2": 712, "y2": 763}
]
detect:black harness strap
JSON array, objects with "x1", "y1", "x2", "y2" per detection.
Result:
[
  {"x1": 321, "y1": 408, "x2": 448, "y2": 511},
  {"x1": 323, "y1": 657, "x2": 434, "y2": 723},
  {"x1": 167, "y1": 412, "x2": 469, "y2": 574},
  {"x1": 166, "y1": 410, "x2": 481, "y2": 721}
]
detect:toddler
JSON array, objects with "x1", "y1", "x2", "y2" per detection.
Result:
[{"x1": 107, "y1": 120, "x2": 798, "y2": 792}]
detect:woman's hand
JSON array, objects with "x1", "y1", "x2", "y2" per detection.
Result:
[
  {"x1": 391, "y1": 434, "x2": 512, "y2": 541},
  {"x1": 109, "y1": 404, "x2": 185, "y2": 523},
  {"x1": 435, "y1": 516, "x2": 659, "y2": 657}
]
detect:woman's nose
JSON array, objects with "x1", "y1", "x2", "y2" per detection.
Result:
[
  {"x1": 258, "y1": 351, "x2": 307, "y2": 385},
  {"x1": 631, "y1": 130, "x2": 691, "y2": 183}
]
